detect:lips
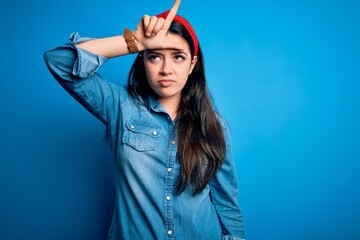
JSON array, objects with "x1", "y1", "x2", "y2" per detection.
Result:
[{"x1": 158, "y1": 79, "x2": 175, "y2": 87}]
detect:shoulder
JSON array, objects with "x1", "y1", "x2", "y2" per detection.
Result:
[
  {"x1": 117, "y1": 85, "x2": 149, "y2": 111},
  {"x1": 215, "y1": 113, "x2": 233, "y2": 147},
  {"x1": 118, "y1": 85, "x2": 129, "y2": 95},
  {"x1": 116, "y1": 85, "x2": 131, "y2": 102},
  {"x1": 216, "y1": 113, "x2": 230, "y2": 131}
]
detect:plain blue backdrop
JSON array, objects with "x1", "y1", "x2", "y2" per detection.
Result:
[{"x1": 1, "y1": 0, "x2": 359, "y2": 239}]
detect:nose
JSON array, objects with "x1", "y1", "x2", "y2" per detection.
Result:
[{"x1": 160, "y1": 58, "x2": 173, "y2": 75}]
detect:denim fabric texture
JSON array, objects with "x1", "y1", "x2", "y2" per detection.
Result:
[{"x1": 44, "y1": 32, "x2": 246, "y2": 240}]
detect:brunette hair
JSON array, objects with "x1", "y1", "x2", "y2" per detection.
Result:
[{"x1": 127, "y1": 21, "x2": 226, "y2": 195}]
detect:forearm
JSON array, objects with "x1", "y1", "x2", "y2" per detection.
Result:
[{"x1": 76, "y1": 35, "x2": 130, "y2": 58}]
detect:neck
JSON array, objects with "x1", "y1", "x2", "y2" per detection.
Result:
[{"x1": 158, "y1": 95, "x2": 181, "y2": 121}]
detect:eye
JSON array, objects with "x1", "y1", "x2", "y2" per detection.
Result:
[
  {"x1": 147, "y1": 53, "x2": 161, "y2": 62},
  {"x1": 174, "y1": 54, "x2": 186, "y2": 62}
]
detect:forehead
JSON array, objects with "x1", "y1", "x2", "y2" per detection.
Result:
[
  {"x1": 165, "y1": 32, "x2": 188, "y2": 44},
  {"x1": 147, "y1": 32, "x2": 191, "y2": 54}
]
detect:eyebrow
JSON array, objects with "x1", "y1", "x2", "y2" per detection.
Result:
[{"x1": 147, "y1": 49, "x2": 188, "y2": 56}]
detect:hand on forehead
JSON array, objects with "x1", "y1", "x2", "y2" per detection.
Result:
[{"x1": 130, "y1": 0, "x2": 184, "y2": 53}]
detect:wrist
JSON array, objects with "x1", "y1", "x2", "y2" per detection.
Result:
[{"x1": 123, "y1": 28, "x2": 139, "y2": 54}]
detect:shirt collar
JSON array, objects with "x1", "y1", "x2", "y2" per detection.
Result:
[{"x1": 146, "y1": 94, "x2": 167, "y2": 114}]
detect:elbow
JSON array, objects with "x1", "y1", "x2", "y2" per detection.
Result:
[
  {"x1": 43, "y1": 46, "x2": 77, "y2": 82},
  {"x1": 43, "y1": 49, "x2": 52, "y2": 67},
  {"x1": 43, "y1": 48, "x2": 63, "y2": 71},
  {"x1": 43, "y1": 48, "x2": 59, "y2": 72}
]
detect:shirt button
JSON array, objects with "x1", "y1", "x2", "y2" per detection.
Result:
[
  {"x1": 166, "y1": 196, "x2": 171, "y2": 201},
  {"x1": 171, "y1": 140, "x2": 176, "y2": 145},
  {"x1": 130, "y1": 125, "x2": 135, "y2": 129},
  {"x1": 167, "y1": 230, "x2": 173, "y2": 235},
  {"x1": 152, "y1": 131, "x2": 157, "y2": 136},
  {"x1": 167, "y1": 167, "x2": 173, "y2": 172}
]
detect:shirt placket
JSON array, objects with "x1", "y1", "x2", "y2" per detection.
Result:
[{"x1": 164, "y1": 127, "x2": 177, "y2": 240}]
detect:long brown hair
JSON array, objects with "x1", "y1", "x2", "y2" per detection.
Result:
[{"x1": 127, "y1": 21, "x2": 226, "y2": 195}]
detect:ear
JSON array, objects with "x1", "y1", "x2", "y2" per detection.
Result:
[{"x1": 189, "y1": 56, "x2": 198, "y2": 75}]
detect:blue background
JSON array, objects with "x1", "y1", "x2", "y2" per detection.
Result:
[{"x1": 1, "y1": 0, "x2": 359, "y2": 239}]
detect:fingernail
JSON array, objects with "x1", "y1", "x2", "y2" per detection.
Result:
[
  {"x1": 151, "y1": 33, "x2": 156, "y2": 37},
  {"x1": 146, "y1": 32, "x2": 151, "y2": 37}
]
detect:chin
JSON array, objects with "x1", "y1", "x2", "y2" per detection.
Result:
[{"x1": 157, "y1": 91, "x2": 179, "y2": 100}]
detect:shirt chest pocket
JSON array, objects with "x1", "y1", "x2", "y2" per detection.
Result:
[{"x1": 122, "y1": 119, "x2": 162, "y2": 152}]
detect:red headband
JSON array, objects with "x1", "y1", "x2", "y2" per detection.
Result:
[{"x1": 156, "y1": 10, "x2": 199, "y2": 57}]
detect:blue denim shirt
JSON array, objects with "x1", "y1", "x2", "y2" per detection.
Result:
[{"x1": 44, "y1": 33, "x2": 246, "y2": 240}]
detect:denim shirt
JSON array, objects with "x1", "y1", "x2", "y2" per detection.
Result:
[{"x1": 44, "y1": 32, "x2": 246, "y2": 240}]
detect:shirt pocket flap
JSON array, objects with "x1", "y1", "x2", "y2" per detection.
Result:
[{"x1": 122, "y1": 119, "x2": 162, "y2": 151}]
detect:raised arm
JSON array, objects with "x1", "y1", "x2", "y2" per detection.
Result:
[{"x1": 76, "y1": 0, "x2": 182, "y2": 58}]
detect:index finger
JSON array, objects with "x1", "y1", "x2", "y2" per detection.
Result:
[{"x1": 161, "y1": 0, "x2": 181, "y2": 30}]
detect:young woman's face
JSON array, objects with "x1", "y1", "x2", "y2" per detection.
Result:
[{"x1": 143, "y1": 33, "x2": 197, "y2": 103}]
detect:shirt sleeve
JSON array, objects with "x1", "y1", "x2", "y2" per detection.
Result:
[
  {"x1": 43, "y1": 32, "x2": 121, "y2": 126},
  {"x1": 209, "y1": 118, "x2": 246, "y2": 240}
]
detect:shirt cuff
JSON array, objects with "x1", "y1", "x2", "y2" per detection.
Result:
[{"x1": 67, "y1": 32, "x2": 108, "y2": 78}]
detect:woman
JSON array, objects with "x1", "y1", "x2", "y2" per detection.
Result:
[{"x1": 44, "y1": 1, "x2": 246, "y2": 239}]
